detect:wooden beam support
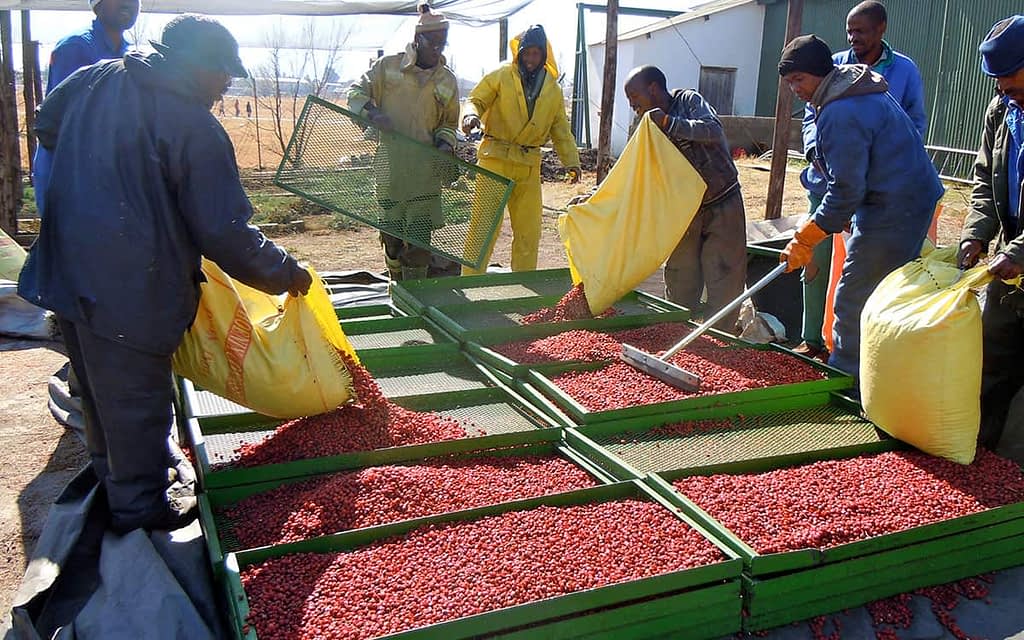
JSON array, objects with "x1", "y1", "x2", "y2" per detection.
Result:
[
  {"x1": 596, "y1": 0, "x2": 618, "y2": 183},
  {"x1": 21, "y1": 11, "x2": 37, "y2": 175},
  {"x1": 0, "y1": 10, "x2": 22, "y2": 236},
  {"x1": 764, "y1": 0, "x2": 803, "y2": 220}
]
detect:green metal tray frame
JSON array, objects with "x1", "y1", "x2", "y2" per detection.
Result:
[
  {"x1": 562, "y1": 394, "x2": 894, "y2": 482},
  {"x1": 274, "y1": 96, "x2": 514, "y2": 272},
  {"x1": 425, "y1": 291, "x2": 691, "y2": 345},
  {"x1": 222, "y1": 480, "x2": 743, "y2": 640},
  {"x1": 177, "y1": 346, "x2": 489, "y2": 427},
  {"x1": 641, "y1": 448, "x2": 1024, "y2": 631},
  {"x1": 186, "y1": 377, "x2": 568, "y2": 490},
  {"x1": 523, "y1": 332, "x2": 853, "y2": 424},
  {"x1": 390, "y1": 268, "x2": 577, "y2": 315},
  {"x1": 335, "y1": 303, "x2": 407, "y2": 322},
  {"x1": 198, "y1": 430, "x2": 621, "y2": 574},
  {"x1": 339, "y1": 315, "x2": 456, "y2": 362}
]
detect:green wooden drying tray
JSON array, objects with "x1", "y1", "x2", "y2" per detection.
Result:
[
  {"x1": 222, "y1": 480, "x2": 743, "y2": 640},
  {"x1": 335, "y1": 303, "x2": 407, "y2": 322},
  {"x1": 390, "y1": 268, "x2": 576, "y2": 315},
  {"x1": 523, "y1": 331, "x2": 853, "y2": 425},
  {"x1": 641, "y1": 449, "x2": 1024, "y2": 631},
  {"x1": 198, "y1": 429, "x2": 621, "y2": 576},
  {"x1": 339, "y1": 315, "x2": 456, "y2": 362}
]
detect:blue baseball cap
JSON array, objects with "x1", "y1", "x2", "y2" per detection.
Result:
[{"x1": 980, "y1": 15, "x2": 1024, "y2": 78}]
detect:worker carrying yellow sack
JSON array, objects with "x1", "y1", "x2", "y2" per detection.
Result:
[
  {"x1": 173, "y1": 259, "x2": 359, "y2": 420},
  {"x1": 461, "y1": 25, "x2": 581, "y2": 274},
  {"x1": 558, "y1": 114, "x2": 707, "y2": 315},
  {"x1": 860, "y1": 246, "x2": 993, "y2": 464}
]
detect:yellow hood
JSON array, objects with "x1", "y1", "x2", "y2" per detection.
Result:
[{"x1": 510, "y1": 32, "x2": 559, "y2": 79}]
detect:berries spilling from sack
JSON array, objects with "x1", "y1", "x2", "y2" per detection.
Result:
[
  {"x1": 222, "y1": 454, "x2": 597, "y2": 549},
  {"x1": 520, "y1": 283, "x2": 618, "y2": 324},
  {"x1": 232, "y1": 352, "x2": 480, "y2": 467},
  {"x1": 674, "y1": 449, "x2": 1024, "y2": 554},
  {"x1": 241, "y1": 499, "x2": 726, "y2": 640},
  {"x1": 552, "y1": 335, "x2": 825, "y2": 410}
]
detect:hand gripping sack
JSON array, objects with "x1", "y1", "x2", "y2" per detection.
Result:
[
  {"x1": 173, "y1": 259, "x2": 358, "y2": 419},
  {"x1": 860, "y1": 247, "x2": 992, "y2": 464},
  {"x1": 558, "y1": 115, "x2": 706, "y2": 315}
]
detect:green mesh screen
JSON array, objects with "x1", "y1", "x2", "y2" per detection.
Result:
[{"x1": 274, "y1": 96, "x2": 513, "y2": 270}]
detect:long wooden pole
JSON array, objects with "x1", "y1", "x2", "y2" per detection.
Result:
[
  {"x1": 252, "y1": 77, "x2": 263, "y2": 171},
  {"x1": 0, "y1": 11, "x2": 21, "y2": 236},
  {"x1": 764, "y1": 0, "x2": 804, "y2": 220},
  {"x1": 21, "y1": 11, "x2": 37, "y2": 175},
  {"x1": 596, "y1": 0, "x2": 618, "y2": 183}
]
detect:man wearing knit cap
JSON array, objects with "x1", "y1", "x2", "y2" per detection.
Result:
[
  {"x1": 348, "y1": 3, "x2": 460, "y2": 281},
  {"x1": 959, "y1": 15, "x2": 1024, "y2": 449},
  {"x1": 21, "y1": 15, "x2": 312, "y2": 533},
  {"x1": 32, "y1": 0, "x2": 140, "y2": 218},
  {"x1": 778, "y1": 34, "x2": 943, "y2": 380},
  {"x1": 794, "y1": 0, "x2": 927, "y2": 361},
  {"x1": 461, "y1": 25, "x2": 581, "y2": 274}
]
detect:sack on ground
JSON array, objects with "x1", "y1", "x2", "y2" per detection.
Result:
[
  {"x1": 558, "y1": 115, "x2": 706, "y2": 315},
  {"x1": 860, "y1": 246, "x2": 991, "y2": 464},
  {"x1": 173, "y1": 259, "x2": 358, "y2": 419},
  {"x1": 0, "y1": 226, "x2": 26, "y2": 281}
]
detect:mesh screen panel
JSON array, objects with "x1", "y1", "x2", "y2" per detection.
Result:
[{"x1": 274, "y1": 96, "x2": 513, "y2": 270}]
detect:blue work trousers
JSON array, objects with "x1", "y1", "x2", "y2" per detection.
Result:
[{"x1": 828, "y1": 213, "x2": 930, "y2": 376}]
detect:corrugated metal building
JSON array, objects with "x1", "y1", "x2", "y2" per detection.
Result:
[{"x1": 755, "y1": 0, "x2": 1021, "y2": 155}]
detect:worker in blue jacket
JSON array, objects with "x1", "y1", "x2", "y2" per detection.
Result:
[
  {"x1": 20, "y1": 15, "x2": 312, "y2": 533},
  {"x1": 794, "y1": 0, "x2": 928, "y2": 360},
  {"x1": 778, "y1": 34, "x2": 943, "y2": 379},
  {"x1": 33, "y1": 0, "x2": 140, "y2": 218}
]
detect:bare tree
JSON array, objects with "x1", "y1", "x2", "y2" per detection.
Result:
[{"x1": 256, "y1": 19, "x2": 353, "y2": 161}]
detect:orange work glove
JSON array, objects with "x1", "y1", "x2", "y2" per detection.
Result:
[{"x1": 780, "y1": 220, "x2": 829, "y2": 273}]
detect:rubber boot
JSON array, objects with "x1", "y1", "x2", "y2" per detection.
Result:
[
  {"x1": 385, "y1": 255, "x2": 403, "y2": 282},
  {"x1": 402, "y1": 265, "x2": 429, "y2": 281}
]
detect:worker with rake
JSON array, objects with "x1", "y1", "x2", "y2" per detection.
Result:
[{"x1": 778, "y1": 34, "x2": 943, "y2": 380}]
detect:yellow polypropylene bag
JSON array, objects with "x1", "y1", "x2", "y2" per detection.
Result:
[
  {"x1": 558, "y1": 114, "x2": 706, "y2": 315},
  {"x1": 0, "y1": 226, "x2": 26, "y2": 281},
  {"x1": 860, "y1": 246, "x2": 993, "y2": 464},
  {"x1": 172, "y1": 259, "x2": 358, "y2": 419}
]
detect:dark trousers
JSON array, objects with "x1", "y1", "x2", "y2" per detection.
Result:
[
  {"x1": 58, "y1": 318, "x2": 179, "y2": 531},
  {"x1": 979, "y1": 280, "x2": 1024, "y2": 449},
  {"x1": 664, "y1": 190, "x2": 748, "y2": 332}
]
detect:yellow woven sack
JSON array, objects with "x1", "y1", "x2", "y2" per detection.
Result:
[
  {"x1": 172, "y1": 259, "x2": 358, "y2": 419},
  {"x1": 860, "y1": 246, "x2": 992, "y2": 464},
  {"x1": 558, "y1": 114, "x2": 706, "y2": 315}
]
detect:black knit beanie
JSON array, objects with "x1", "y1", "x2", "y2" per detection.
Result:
[{"x1": 778, "y1": 34, "x2": 835, "y2": 77}]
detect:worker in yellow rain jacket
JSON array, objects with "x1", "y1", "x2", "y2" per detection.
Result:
[
  {"x1": 348, "y1": 3, "x2": 460, "y2": 281},
  {"x1": 461, "y1": 24, "x2": 581, "y2": 274}
]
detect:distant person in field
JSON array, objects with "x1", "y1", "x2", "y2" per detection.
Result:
[
  {"x1": 246, "y1": 100, "x2": 252, "y2": 118},
  {"x1": 33, "y1": 0, "x2": 140, "y2": 218},
  {"x1": 218, "y1": 99, "x2": 225, "y2": 116},
  {"x1": 347, "y1": 2, "x2": 459, "y2": 281},
  {"x1": 234, "y1": 98, "x2": 240, "y2": 117}
]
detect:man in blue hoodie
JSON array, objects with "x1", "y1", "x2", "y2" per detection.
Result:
[
  {"x1": 795, "y1": 1, "x2": 927, "y2": 360},
  {"x1": 33, "y1": 0, "x2": 140, "y2": 218},
  {"x1": 21, "y1": 15, "x2": 312, "y2": 533},
  {"x1": 778, "y1": 34, "x2": 943, "y2": 379}
]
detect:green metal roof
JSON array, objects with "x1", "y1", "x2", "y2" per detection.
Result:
[{"x1": 756, "y1": 0, "x2": 1021, "y2": 153}]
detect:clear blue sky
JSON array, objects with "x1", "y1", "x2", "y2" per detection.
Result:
[{"x1": 12, "y1": 0, "x2": 696, "y2": 82}]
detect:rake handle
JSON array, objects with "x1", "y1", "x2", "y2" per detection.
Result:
[{"x1": 660, "y1": 262, "x2": 789, "y2": 362}]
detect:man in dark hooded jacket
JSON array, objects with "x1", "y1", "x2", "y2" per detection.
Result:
[
  {"x1": 778, "y1": 34, "x2": 943, "y2": 379},
  {"x1": 20, "y1": 14, "x2": 312, "y2": 533}
]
